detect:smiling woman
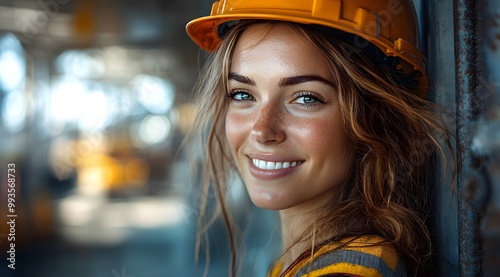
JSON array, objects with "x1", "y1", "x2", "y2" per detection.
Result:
[{"x1": 185, "y1": 1, "x2": 454, "y2": 277}]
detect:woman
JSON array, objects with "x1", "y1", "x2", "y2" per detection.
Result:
[{"x1": 186, "y1": 1, "x2": 454, "y2": 276}]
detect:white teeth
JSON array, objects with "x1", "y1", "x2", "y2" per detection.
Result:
[
  {"x1": 266, "y1": 162, "x2": 275, "y2": 170},
  {"x1": 252, "y1": 158, "x2": 302, "y2": 170},
  {"x1": 259, "y1": 160, "x2": 266, "y2": 168}
]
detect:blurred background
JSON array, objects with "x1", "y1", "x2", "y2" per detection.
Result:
[
  {"x1": 0, "y1": 0, "x2": 500, "y2": 277},
  {"x1": 0, "y1": 0, "x2": 280, "y2": 276}
]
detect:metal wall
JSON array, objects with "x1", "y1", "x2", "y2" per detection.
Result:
[
  {"x1": 453, "y1": 0, "x2": 488, "y2": 275},
  {"x1": 426, "y1": 0, "x2": 500, "y2": 276},
  {"x1": 424, "y1": 0, "x2": 459, "y2": 274},
  {"x1": 479, "y1": 1, "x2": 500, "y2": 276}
]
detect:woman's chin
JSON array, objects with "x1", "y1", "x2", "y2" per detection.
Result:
[{"x1": 247, "y1": 190, "x2": 290, "y2": 211}]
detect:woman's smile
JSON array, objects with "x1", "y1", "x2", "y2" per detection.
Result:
[{"x1": 246, "y1": 154, "x2": 305, "y2": 180}]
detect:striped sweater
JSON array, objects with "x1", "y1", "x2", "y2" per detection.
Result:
[{"x1": 267, "y1": 236, "x2": 407, "y2": 277}]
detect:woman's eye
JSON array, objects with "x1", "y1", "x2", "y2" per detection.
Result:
[
  {"x1": 228, "y1": 91, "x2": 255, "y2": 101},
  {"x1": 294, "y1": 96, "x2": 319, "y2": 104},
  {"x1": 292, "y1": 93, "x2": 324, "y2": 105}
]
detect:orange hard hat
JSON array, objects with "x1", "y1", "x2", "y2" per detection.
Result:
[{"x1": 186, "y1": 0, "x2": 428, "y2": 98}]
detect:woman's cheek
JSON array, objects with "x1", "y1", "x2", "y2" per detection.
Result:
[
  {"x1": 225, "y1": 110, "x2": 247, "y2": 156},
  {"x1": 289, "y1": 115, "x2": 338, "y2": 146}
]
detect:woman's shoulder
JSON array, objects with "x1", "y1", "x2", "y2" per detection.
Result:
[{"x1": 268, "y1": 236, "x2": 407, "y2": 277}]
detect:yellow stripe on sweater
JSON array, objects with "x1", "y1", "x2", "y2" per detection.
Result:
[
  {"x1": 267, "y1": 236, "x2": 400, "y2": 277},
  {"x1": 302, "y1": 262, "x2": 384, "y2": 277}
]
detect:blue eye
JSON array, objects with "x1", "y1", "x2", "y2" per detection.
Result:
[
  {"x1": 227, "y1": 90, "x2": 255, "y2": 101},
  {"x1": 292, "y1": 92, "x2": 325, "y2": 106},
  {"x1": 294, "y1": 96, "x2": 319, "y2": 104}
]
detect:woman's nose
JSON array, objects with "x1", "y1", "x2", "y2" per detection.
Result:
[{"x1": 250, "y1": 104, "x2": 286, "y2": 145}]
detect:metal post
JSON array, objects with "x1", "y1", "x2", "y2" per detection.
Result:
[{"x1": 453, "y1": 0, "x2": 486, "y2": 276}]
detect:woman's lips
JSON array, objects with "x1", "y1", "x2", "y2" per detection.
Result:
[{"x1": 247, "y1": 156, "x2": 304, "y2": 180}]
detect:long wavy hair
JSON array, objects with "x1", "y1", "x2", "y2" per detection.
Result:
[{"x1": 187, "y1": 20, "x2": 455, "y2": 277}]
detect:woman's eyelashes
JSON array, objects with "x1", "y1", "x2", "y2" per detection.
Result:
[
  {"x1": 227, "y1": 90, "x2": 327, "y2": 109},
  {"x1": 291, "y1": 91, "x2": 326, "y2": 107},
  {"x1": 227, "y1": 90, "x2": 256, "y2": 102}
]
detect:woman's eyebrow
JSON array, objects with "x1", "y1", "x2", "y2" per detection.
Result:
[
  {"x1": 228, "y1": 72, "x2": 255, "y2": 86},
  {"x1": 279, "y1": 75, "x2": 335, "y2": 88},
  {"x1": 228, "y1": 73, "x2": 335, "y2": 88}
]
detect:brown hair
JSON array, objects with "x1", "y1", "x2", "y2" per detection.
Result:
[{"x1": 187, "y1": 20, "x2": 455, "y2": 277}]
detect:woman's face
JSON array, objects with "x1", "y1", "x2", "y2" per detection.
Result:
[{"x1": 225, "y1": 23, "x2": 355, "y2": 211}]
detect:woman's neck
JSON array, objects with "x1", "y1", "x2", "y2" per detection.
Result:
[
  {"x1": 279, "y1": 211, "x2": 315, "y2": 268},
  {"x1": 278, "y1": 193, "x2": 335, "y2": 271}
]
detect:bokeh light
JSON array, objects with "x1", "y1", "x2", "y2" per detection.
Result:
[
  {"x1": 0, "y1": 34, "x2": 25, "y2": 91},
  {"x1": 2, "y1": 89, "x2": 26, "y2": 133},
  {"x1": 138, "y1": 115, "x2": 171, "y2": 145},
  {"x1": 132, "y1": 74, "x2": 175, "y2": 114},
  {"x1": 50, "y1": 76, "x2": 86, "y2": 124},
  {"x1": 79, "y1": 85, "x2": 109, "y2": 129},
  {"x1": 56, "y1": 50, "x2": 105, "y2": 79}
]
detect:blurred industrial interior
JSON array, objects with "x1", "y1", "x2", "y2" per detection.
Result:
[
  {"x1": 1, "y1": 0, "x2": 500, "y2": 277},
  {"x1": 0, "y1": 0, "x2": 280, "y2": 276}
]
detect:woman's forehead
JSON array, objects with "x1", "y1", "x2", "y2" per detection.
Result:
[
  {"x1": 231, "y1": 23, "x2": 334, "y2": 80},
  {"x1": 233, "y1": 23, "x2": 310, "y2": 53}
]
